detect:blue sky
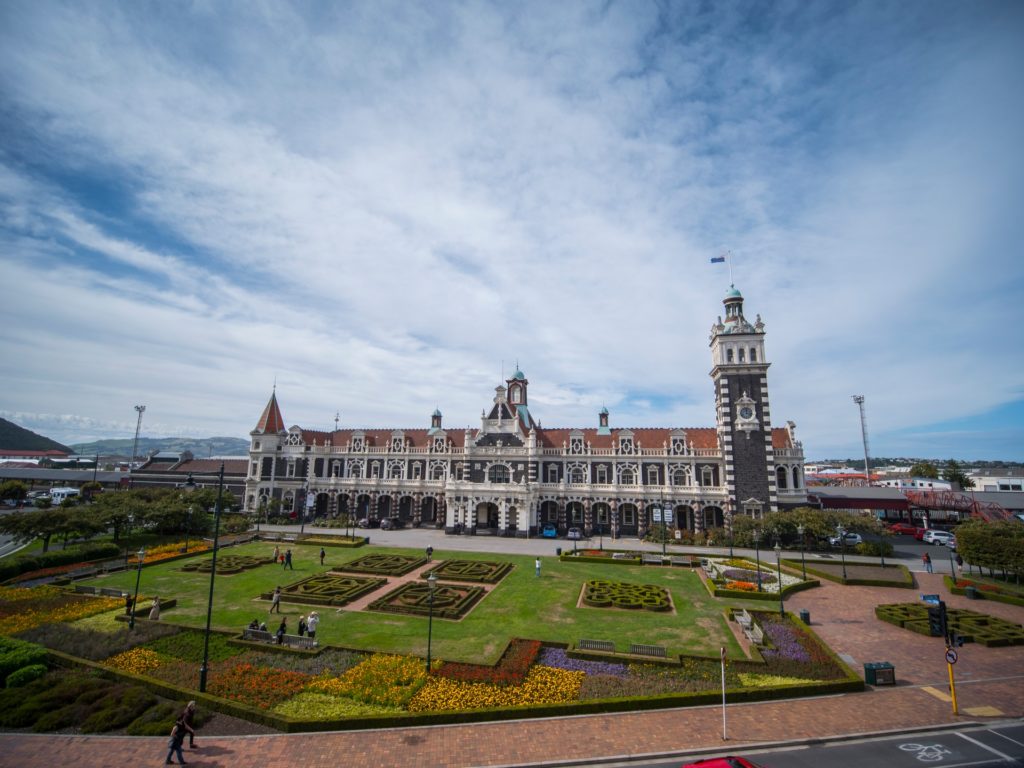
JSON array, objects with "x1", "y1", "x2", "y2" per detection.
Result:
[{"x1": 1, "y1": 1, "x2": 1023, "y2": 461}]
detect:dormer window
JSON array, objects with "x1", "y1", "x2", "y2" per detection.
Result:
[
  {"x1": 570, "y1": 436, "x2": 584, "y2": 454},
  {"x1": 619, "y1": 436, "x2": 634, "y2": 454},
  {"x1": 432, "y1": 436, "x2": 446, "y2": 452},
  {"x1": 391, "y1": 437, "x2": 403, "y2": 452},
  {"x1": 352, "y1": 437, "x2": 364, "y2": 451},
  {"x1": 671, "y1": 437, "x2": 686, "y2": 455}
]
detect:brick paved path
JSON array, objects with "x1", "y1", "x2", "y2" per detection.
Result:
[{"x1": 2, "y1": 573, "x2": 1021, "y2": 768}]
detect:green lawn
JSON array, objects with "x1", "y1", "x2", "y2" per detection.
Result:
[{"x1": 83, "y1": 542, "x2": 753, "y2": 664}]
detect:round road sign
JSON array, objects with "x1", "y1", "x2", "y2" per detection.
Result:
[{"x1": 945, "y1": 649, "x2": 958, "y2": 664}]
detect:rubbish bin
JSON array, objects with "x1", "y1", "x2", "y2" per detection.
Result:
[
  {"x1": 964, "y1": 586, "x2": 979, "y2": 600},
  {"x1": 864, "y1": 662, "x2": 895, "y2": 686},
  {"x1": 555, "y1": 547, "x2": 562, "y2": 556},
  {"x1": 799, "y1": 609, "x2": 810, "y2": 624}
]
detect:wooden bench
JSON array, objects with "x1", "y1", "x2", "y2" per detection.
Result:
[
  {"x1": 578, "y1": 639, "x2": 615, "y2": 652},
  {"x1": 242, "y1": 628, "x2": 318, "y2": 649},
  {"x1": 669, "y1": 556, "x2": 691, "y2": 567},
  {"x1": 611, "y1": 553, "x2": 633, "y2": 560},
  {"x1": 282, "y1": 535, "x2": 298, "y2": 543},
  {"x1": 99, "y1": 587, "x2": 126, "y2": 597},
  {"x1": 629, "y1": 643, "x2": 666, "y2": 658},
  {"x1": 73, "y1": 585, "x2": 96, "y2": 594},
  {"x1": 242, "y1": 628, "x2": 274, "y2": 643},
  {"x1": 641, "y1": 555, "x2": 664, "y2": 565},
  {"x1": 735, "y1": 609, "x2": 764, "y2": 644}
]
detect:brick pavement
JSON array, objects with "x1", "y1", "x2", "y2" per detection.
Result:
[{"x1": 2, "y1": 569, "x2": 1021, "y2": 768}]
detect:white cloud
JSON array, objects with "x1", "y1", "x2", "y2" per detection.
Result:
[{"x1": 0, "y1": 1, "x2": 1022, "y2": 459}]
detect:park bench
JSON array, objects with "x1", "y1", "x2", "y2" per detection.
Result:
[
  {"x1": 282, "y1": 634, "x2": 318, "y2": 650},
  {"x1": 73, "y1": 585, "x2": 96, "y2": 594},
  {"x1": 242, "y1": 628, "x2": 274, "y2": 643},
  {"x1": 577, "y1": 639, "x2": 615, "y2": 652},
  {"x1": 282, "y1": 535, "x2": 298, "y2": 543},
  {"x1": 669, "y1": 556, "x2": 691, "y2": 567},
  {"x1": 642, "y1": 554, "x2": 664, "y2": 565},
  {"x1": 611, "y1": 553, "x2": 633, "y2": 560},
  {"x1": 241, "y1": 628, "x2": 317, "y2": 650},
  {"x1": 629, "y1": 643, "x2": 666, "y2": 658},
  {"x1": 736, "y1": 609, "x2": 764, "y2": 644},
  {"x1": 99, "y1": 587, "x2": 127, "y2": 597}
]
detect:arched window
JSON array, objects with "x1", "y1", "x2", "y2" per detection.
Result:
[
  {"x1": 390, "y1": 462, "x2": 404, "y2": 479},
  {"x1": 569, "y1": 467, "x2": 586, "y2": 484},
  {"x1": 672, "y1": 467, "x2": 690, "y2": 486},
  {"x1": 619, "y1": 468, "x2": 635, "y2": 485},
  {"x1": 488, "y1": 464, "x2": 510, "y2": 483},
  {"x1": 430, "y1": 463, "x2": 446, "y2": 481},
  {"x1": 331, "y1": 461, "x2": 341, "y2": 478},
  {"x1": 349, "y1": 463, "x2": 363, "y2": 479},
  {"x1": 701, "y1": 466, "x2": 714, "y2": 486},
  {"x1": 750, "y1": 348, "x2": 757, "y2": 362},
  {"x1": 726, "y1": 348, "x2": 734, "y2": 363}
]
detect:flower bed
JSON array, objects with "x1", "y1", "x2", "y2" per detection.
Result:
[
  {"x1": 408, "y1": 665, "x2": 584, "y2": 712},
  {"x1": 435, "y1": 638, "x2": 542, "y2": 686},
  {"x1": 128, "y1": 541, "x2": 209, "y2": 565},
  {"x1": 0, "y1": 586, "x2": 123, "y2": 635}
]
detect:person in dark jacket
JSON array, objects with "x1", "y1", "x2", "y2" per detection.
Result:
[
  {"x1": 165, "y1": 719, "x2": 187, "y2": 764},
  {"x1": 276, "y1": 617, "x2": 287, "y2": 644},
  {"x1": 179, "y1": 700, "x2": 197, "y2": 748}
]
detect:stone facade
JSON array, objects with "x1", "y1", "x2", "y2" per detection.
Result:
[{"x1": 244, "y1": 287, "x2": 807, "y2": 537}]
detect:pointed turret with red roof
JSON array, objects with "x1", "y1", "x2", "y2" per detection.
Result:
[{"x1": 253, "y1": 389, "x2": 286, "y2": 435}]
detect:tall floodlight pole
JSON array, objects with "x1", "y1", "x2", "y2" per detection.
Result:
[
  {"x1": 852, "y1": 396, "x2": 871, "y2": 487},
  {"x1": 199, "y1": 463, "x2": 225, "y2": 693},
  {"x1": 130, "y1": 405, "x2": 146, "y2": 487}
]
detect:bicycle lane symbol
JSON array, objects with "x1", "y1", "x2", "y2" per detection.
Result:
[{"x1": 899, "y1": 742, "x2": 954, "y2": 762}]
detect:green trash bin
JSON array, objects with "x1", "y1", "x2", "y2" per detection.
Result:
[
  {"x1": 964, "y1": 586, "x2": 979, "y2": 600},
  {"x1": 864, "y1": 662, "x2": 895, "y2": 686},
  {"x1": 799, "y1": 609, "x2": 810, "y2": 624}
]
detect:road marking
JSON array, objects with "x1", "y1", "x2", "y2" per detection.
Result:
[
  {"x1": 922, "y1": 686, "x2": 952, "y2": 702},
  {"x1": 956, "y1": 731, "x2": 1015, "y2": 762},
  {"x1": 899, "y1": 742, "x2": 953, "y2": 762},
  {"x1": 991, "y1": 729, "x2": 1024, "y2": 748}
]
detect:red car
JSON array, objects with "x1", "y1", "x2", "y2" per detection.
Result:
[
  {"x1": 886, "y1": 522, "x2": 923, "y2": 537},
  {"x1": 681, "y1": 758, "x2": 763, "y2": 768}
]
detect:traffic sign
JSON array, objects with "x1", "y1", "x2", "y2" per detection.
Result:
[
  {"x1": 921, "y1": 594, "x2": 941, "y2": 605},
  {"x1": 945, "y1": 649, "x2": 958, "y2": 665}
]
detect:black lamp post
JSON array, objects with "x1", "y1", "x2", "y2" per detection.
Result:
[
  {"x1": 199, "y1": 463, "x2": 225, "y2": 693},
  {"x1": 729, "y1": 526, "x2": 734, "y2": 558},
  {"x1": 753, "y1": 529, "x2": 763, "y2": 592},
  {"x1": 300, "y1": 483, "x2": 309, "y2": 535},
  {"x1": 879, "y1": 528, "x2": 887, "y2": 569},
  {"x1": 947, "y1": 546, "x2": 956, "y2": 577},
  {"x1": 128, "y1": 547, "x2": 145, "y2": 629},
  {"x1": 425, "y1": 572, "x2": 438, "y2": 674},
  {"x1": 797, "y1": 523, "x2": 807, "y2": 581},
  {"x1": 599, "y1": 519, "x2": 604, "y2": 551},
  {"x1": 774, "y1": 542, "x2": 784, "y2": 617},
  {"x1": 837, "y1": 525, "x2": 848, "y2": 581}
]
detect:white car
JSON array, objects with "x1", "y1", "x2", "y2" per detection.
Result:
[
  {"x1": 828, "y1": 532, "x2": 862, "y2": 547},
  {"x1": 922, "y1": 530, "x2": 956, "y2": 547},
  {"x1": 567, "y1": 527, "x2": 582, "y2": 540}
]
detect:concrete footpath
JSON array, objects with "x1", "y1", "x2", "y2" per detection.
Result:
[{"x1": 1, "y1": 537, "x2": 1021, "y2": 767}]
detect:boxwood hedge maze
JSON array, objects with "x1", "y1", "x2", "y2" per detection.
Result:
[
  {"x1": 876, "y1": 603, "x2": 1024, "y2": 646},
  {"x1": 180, "y1": 555, "x2": 273, "y2": 574},
  {"x1": 581, "y1": 579, "x2": 673, "y2": 612},
  {"x1": 333, "y1": 553, "x2": 427, "y2": 576},
  {"x1": 422, "y1": 559, "x2": 513, "y2": 584},
  {"x1": 367, "y1": 581, "x2": 485, "y2": 620},
  {"x1": 264, "y1": 574, "x2": 388, "y2": 607}
]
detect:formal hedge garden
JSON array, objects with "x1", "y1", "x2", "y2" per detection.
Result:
[
  {"x1": 265, "y1": 574, "x2": 388, "y2": 607},
  {"x1": 581, "y1": 580, "x2": 672, "y2": 612},
  {"x1": 367, "y1": 581, "x2": 485, "y2": 620},
  {"x1": 875, "y1": 602, "x2": 1024, "y2": 646},
  {"x1": 181, "y1": 554, "x2": 274, "y2": 574},
  {"x1": 422, "y1": 559, "x2": 513, "y2": 584},
  {"x1": 334, "y1": 553, "x2": 428, "y2": 576}
]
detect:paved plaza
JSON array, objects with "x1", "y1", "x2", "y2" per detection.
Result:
[{"x1": 1, "y1": 528, "x2": 1021, "y2": 767}]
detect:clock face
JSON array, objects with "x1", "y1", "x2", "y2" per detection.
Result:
[{"x1": 739, "y1": 406, "x2": 754, "y2": 420}]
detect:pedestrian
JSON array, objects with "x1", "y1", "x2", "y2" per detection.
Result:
[
  {"x1": 922, "y1": 552, "x2": 933, "y2": 573},
  {"x1": 148, "y1": 596, "x2": 161, "y2": 621},
  {"x1": 284, "y1": 549, "x2": 293, "y2": 569},
  {"x1": 276, "y1": 617, "x2": 287, "y2": 644},
  {"x1": 297, "y1": 615, "x2": 307, "y2": 636},
  {"x1": 306, "y1": 611, "x2": 319, "y2": 640},
  {"x1": 535, "y1": 557, "x2": 541, "y2": 577},
  {"x1": 956, "y1": 553, "x2": 964, "y2": 575},
  {"x1": 179, "y1": 700, "x2": 197, "y2": 749},
  {"x1": 165, "y1": 719, "x2": 187, "y2": 765},
  {"x1": 270, "y1": 586, "x2": 281, "y2": 613},
  {"x1": 319, "y1": 547, "x2": 326, "y2": 566},
  {"x1": 426, "y1": 546, "x2": 433, "y2": 562},
  {"x1": 124, "y1": 593, "x2": 133, "y2": 616},
  {"x1": 248, "y1": 618, "x2": 260, "y2": 630},
  {"x1": 273, "y1": 544, "x2": 280, "y2": 563}
]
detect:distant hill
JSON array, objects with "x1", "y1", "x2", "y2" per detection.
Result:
[
  {"x1": 0, "y1": 417, "x2": 73, "y2": 453},
  {"x1": 70, "y1": 436, "x2": 250, "y2": 458}
]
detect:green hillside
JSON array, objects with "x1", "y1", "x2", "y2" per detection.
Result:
[
  {"x1": 70, "y1": 436, "x2": 250, "y2": 457},
  {"x1": 0, "y1": 417, "x2": 72, "y2": 453}
]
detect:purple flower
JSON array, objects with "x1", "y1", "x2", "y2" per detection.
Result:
[
  {"x1": 760, "y1": 620, "x2": 811, "y2": 663},
  {"x1": 538, "y1": 647, "x2": 628, "y2": 677}
]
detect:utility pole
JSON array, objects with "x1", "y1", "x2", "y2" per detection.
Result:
[
  {"x1": 852, "y1": 396, "x2": 871, "y2": 486},
  {"x1": 129, "y1": 405, "x2": 146, "y2": 488}
]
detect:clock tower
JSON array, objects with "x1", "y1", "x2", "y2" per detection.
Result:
[{"x1": 709, "y1": 285, "x2": 778, "y2": 520}]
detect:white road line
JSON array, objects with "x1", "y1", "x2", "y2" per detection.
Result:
[
  {"x1": 990, "y1": 729, "x2": 1024, "y2": 748},
  {"x1": 956, "y1": 731, "x2": 1015, "y2": 762}
]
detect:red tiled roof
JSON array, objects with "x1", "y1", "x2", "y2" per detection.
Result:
[
  {"x1": 0, "y1": 449, "x2": 70, "y2": 458},
  {"x1": 302, "y1": 429, "x2": 469, "y2": 449},
  {"x1": 254, "y1": 392, "x2": 285, "y2": 434},
  {"x1": 176, "y1": 459, "x2": 248, "y2": 474},
  {"x1": 535, "y1": 427, "x2": 721, "y2": 450}
]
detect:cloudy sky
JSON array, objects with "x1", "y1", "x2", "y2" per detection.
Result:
[{"x1": 2, "y1": 1, "x2": 1022, "y2": 461}]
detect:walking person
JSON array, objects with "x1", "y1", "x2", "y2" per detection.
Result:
[
  {"x1": 270, "y1": 586, "x2": 281, "y2": 613},
  {"x1": 426, "y1": 546, "x2": 433, "y2": 562},
  {"x1": 955, "y1": 553, "x2": 964, "y2": 576},
  {"x1": 179, "y1": 701, "x2": 197, "y2": 749},
  {"x1": 319, "y1": 547, "x2": 326, "y2": 566},
  {"x1": 922, "y1": 552, "x2": 933, "y2": 573},
  {"x1": 165, "y1": 719, "x2": 187, "y2": 765},
  {"x1": 273, "y1": 544, "x2": 280, "y2": 563},
  {"x1": 148, "y1": 596, "x2": 161, "y2": 621},
  {"x1": 535, "y1": 557, "x2": 541, "y2": 577},
  {"x1": 284, "y1": 549, "x2": 294, "y2": 569},
  {"x1": 306, "y1": 611, "x2": 319, "y2": 641}
]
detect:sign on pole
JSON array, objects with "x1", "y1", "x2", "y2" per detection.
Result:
[
  {"x1": 720, "y1": 646, "x2": 728, "y2": 741},
  {"x1": 921, "y1": 594, "x2": 941, "y2": 605},
  {"x1": 945, "y1": 649, "x2": 958, "y2": 665},
  {"x1": 652, "y1": 508, "x2": 662, "y2": 523},
  {"x1": 664, "y1": 509, "x2": 674, "y2": 523}
]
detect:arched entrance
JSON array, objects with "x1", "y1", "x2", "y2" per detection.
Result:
[
  {"x1": 540, "y1": 500, "x2": 559, "y2": 524},
  {"x1": 314, "y1": 493, "x2": 329, "y2": 519},
  {"x1": 421, "y1": 496, "x2": 437, "y2": 524},
  {"x1": 378, "y1": 495, "x2": 393, "y2": 520},
  {"x1": 397, "y1": 495, "x2": 414, "y2": 524},
  {"x1": 703, "y1": 505, "x2": 724, "y2": 530},
  {"x1": 476, "y1": 502, "x2": 499, "y2": 531},
  {"x1": 618, "y1": 503, "x2": 638, "y2": 537},
  {"x1": 356, "y1": 494, "x2": 372, "y2": 520},
  {"x1": 676, "y1": 504, "x2": 695, "y2": 531}
]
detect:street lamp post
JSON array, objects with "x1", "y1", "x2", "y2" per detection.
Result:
[
  {"x1": 729, "y1": 526, "x2": 734, "y2": 558},
  {"x1": 128, "y1": 548, "x2": 145, "y2": 629},
  {"x1": 199, "y1": 463, "x2": 225, "y2": 693},
  {"x1": 300, "y1": 483, "x2": 309, "y2": 535},
  {"x1": 425, "y1": 572, "x2": 438, "y2": 674},
  {"x1": 837, "y1": 525, "x2": 848, "y2": 581},
  {"x1": 185, "y1": 506, "x2": 193, "y2": 553},
  {"x1": 774, "y1": 542, "x2": 784, "y2": 617},
  {"x1": 947, "y1": 546, "x2": 956, "y2": 578},
  {"x1": 797, "y1": 524, "x2": 807, "y2": 581},
  {"x1": 753, "y1": 529, "x2": 763, "y2": 592},
  {"x1": 879, "y1": 529, "x2": 887, "y2": 569}
]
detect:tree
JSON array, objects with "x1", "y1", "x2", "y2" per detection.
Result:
[
  {"x1": 0, "y1": 508, "x2": 70, "y2": 552},
  {"x1": 0, "y1": 480, "x2": 28, "y2": 502},
  {"x1": 942, "y1": 459, "x2": 975, "y2": 490},
  {"x1": 908, "y1": 461, "x2": 940, "y2": 479}
]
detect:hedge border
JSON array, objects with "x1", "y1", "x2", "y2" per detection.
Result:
[
  {"x1": 943, "y1": 575, "x2": 1024, "y2": 607},
  {"x1": 798, "y1": 561, "x2": 915, "y2": 588}
]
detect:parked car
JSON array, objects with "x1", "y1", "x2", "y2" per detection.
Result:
[
  {"x1": 541, "y1": 523, "x2": 558, "y2": 538},
  {"x1": 828, "y1": 531, "x2": 863, "y2": 547},
  {"x1": 356, "y1": 517, "x2": 379, "y2": 528},
  {"x1": 680, "y1": 757, "x2": 764, "y2": 768},
  {"x1": 379, "y1": 518, "x2": 394, "y2": 530},
  {"x1": 922, "y1": 530, "x2": 956, "y2": 547},
  {"x1": 567, "y1": 527, "x2": 582, "y2": 540},
  {"x1": 886, "y1": 522, "x2": 924, "y2": 537}
]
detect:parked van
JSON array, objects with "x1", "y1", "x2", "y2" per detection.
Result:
[{"x1": 49, "y1": 487, "x2": 80, "y2": 504}]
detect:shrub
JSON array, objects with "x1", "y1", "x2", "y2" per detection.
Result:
[
  {"x1": 18, "y1": 617, "x2": 178, "y2": 660},
  {"x1": 5, "y1": 663, "x2": 47, "y2": 688},
  {"x1": 0, "y1": 636, "x2": 48, "y2": 679}
]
